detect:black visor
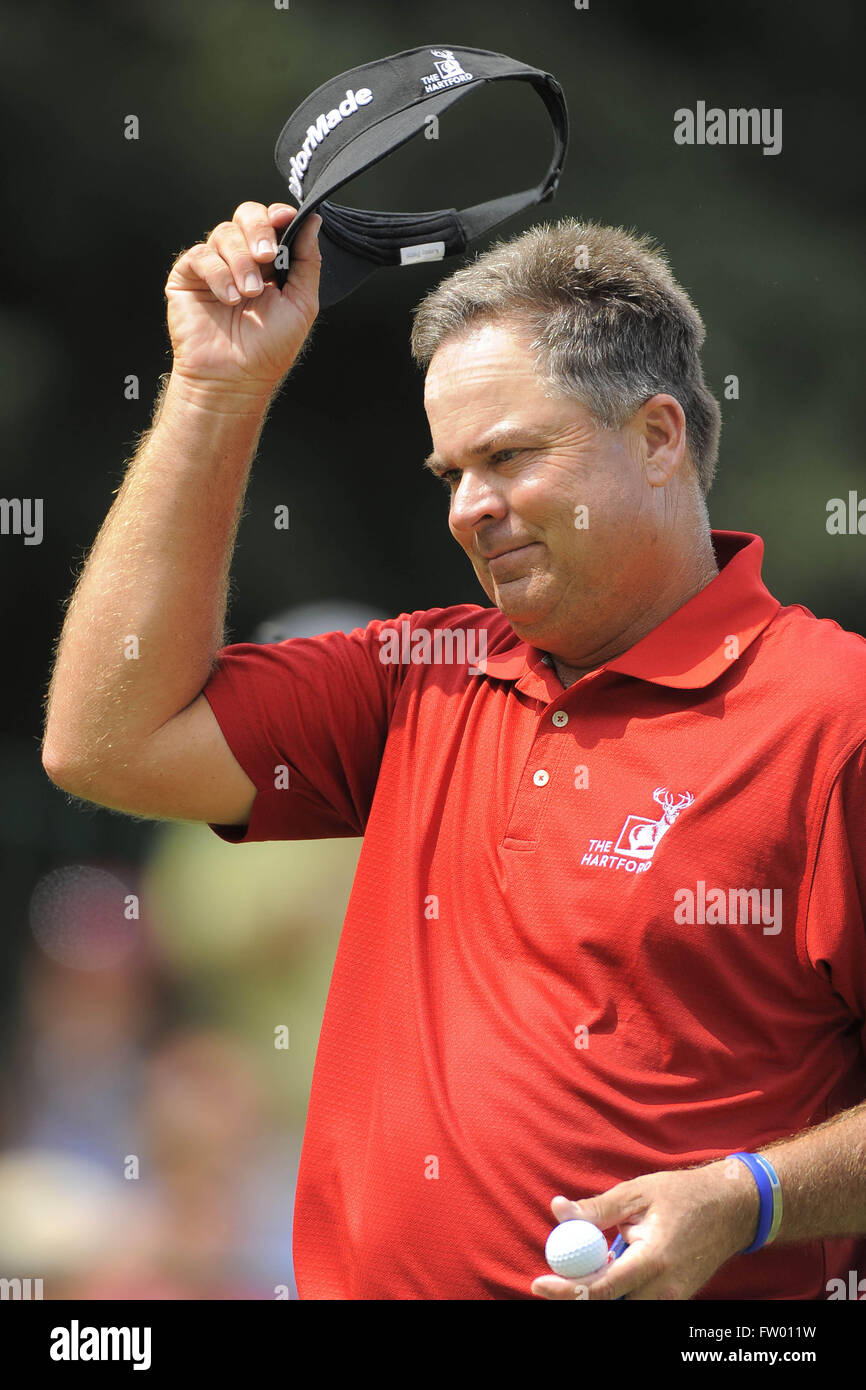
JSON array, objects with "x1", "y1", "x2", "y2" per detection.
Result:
[{"x1": 272, "y1": 43, "x2": 569, "y2": 308}]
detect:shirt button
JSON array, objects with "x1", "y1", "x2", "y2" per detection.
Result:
[
  {"x1": 552, "y1": 710, "x2": 569, "y2": 727},
  {"x1": 533, "y1": 769, "x2": 550, "y2": 786}
]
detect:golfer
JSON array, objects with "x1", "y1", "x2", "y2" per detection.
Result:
[{"x1": 42, "y1": 201, "x2": 866, "y2": 1300}]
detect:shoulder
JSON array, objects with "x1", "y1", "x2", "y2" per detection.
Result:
[
  {"x1": 756, "y1": 601, "x2": 866, "y2": 740},
  {"x1": 763, "y1": 602, "x2": 866, "y2": 677}
]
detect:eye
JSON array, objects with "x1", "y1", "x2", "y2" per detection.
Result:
[{"x1": 436, "y1": 450, "x2": 522, "y2": 491}]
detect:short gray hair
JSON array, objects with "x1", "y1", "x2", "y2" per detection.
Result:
[{"x1": 409, "y1": 218, "x2": 721, "y2": 494}]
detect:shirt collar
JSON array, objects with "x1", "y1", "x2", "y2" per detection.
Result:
[{"x1": 476, "y1": 530, "x2": 780, "y2": 695}]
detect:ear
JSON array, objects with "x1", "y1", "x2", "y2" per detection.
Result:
[{"x1": 633, "y1": 394, "x2": 687, "y2": 486}]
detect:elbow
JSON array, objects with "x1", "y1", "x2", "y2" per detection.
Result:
[
  {"x1": 41, "y1": 737, "x2": 88, "y2": 795},
  {"x1": 42, "y1": 736, "x2": 133, "y2": 812},
  {"x1": 41, "y1": 744, "x2": 73, "y2": 792}
]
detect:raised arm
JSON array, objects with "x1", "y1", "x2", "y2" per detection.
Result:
[{"x1": 42, "y1": 200, "x2": 323, "y2": 826}]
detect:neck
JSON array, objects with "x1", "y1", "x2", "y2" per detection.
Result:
[{"x1": 549, "y1": 540, "x2": 720, "y2": 689}]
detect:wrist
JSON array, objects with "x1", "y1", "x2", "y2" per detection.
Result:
[
  {"x1": 705, "y1": 1157, "x2": 762, "y2": 1259},
  {"x1": 165, "y1": 368, "x2": 277, "y2": 417},
  {"x1": 725, "y1": 1152, "x2": 783, "y2": 1253}
]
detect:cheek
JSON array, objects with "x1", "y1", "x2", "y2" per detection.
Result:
[
  {"x1": 524, "y1": 489, "x2": 581, "y2": 541},
  {"x1": 517, "y1": 471, "x2": 577, "y2": 518}
]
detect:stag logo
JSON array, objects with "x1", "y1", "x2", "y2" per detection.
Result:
[
  {"x1": 614, "y1": 788, "x2": 695, "y2": 863},
  {"x1": 421, "y1": 51, "x2": 474, "y2": 94}
]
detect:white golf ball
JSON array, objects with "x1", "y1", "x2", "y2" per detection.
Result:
[{"x1": 545, "y1": 1219, "x2": 609, "y2": 1278}]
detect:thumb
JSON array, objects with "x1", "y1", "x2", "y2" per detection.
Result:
[
  {"x1": 551, "y1": 1182, "x2": 637, "y2": 1233},
  {"x1": 281, "y1": 212, "x2": 323, "y2": 303}
]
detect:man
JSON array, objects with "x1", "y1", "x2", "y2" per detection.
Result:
[{"x1": 42, "y1": 202, "x2": 866, "y2": 1301}]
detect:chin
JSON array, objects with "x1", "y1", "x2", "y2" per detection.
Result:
[
  {"x1": 495, "y1": 604, "x2": 547, "y2": 639},
  {"x1": 481, "y1": 576, "x2": 549, "y2": 636}
]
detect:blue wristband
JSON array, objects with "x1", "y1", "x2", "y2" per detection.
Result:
[{"x1": 727, "y1": 1152, "x2": 783, "y2": 1253}]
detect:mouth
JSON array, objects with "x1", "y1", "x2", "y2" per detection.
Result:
[
  {"x1": 483, "y1": 542, "x2": 540, "y2": 579},
  {"x1": 480, "y1": 542, "x2": 537, "y2": 562}
]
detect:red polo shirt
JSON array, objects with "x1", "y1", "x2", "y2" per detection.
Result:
[{"x1": 202, "y1": 530, "x2": 866, "y2": 1300}]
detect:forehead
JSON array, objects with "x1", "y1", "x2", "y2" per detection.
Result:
[
  {"x1": 424, "y1": 320, "x2": 541, "y2": 407},
  {"x1": 422, "y1": 320, "x2": 587, "y2": 472}
]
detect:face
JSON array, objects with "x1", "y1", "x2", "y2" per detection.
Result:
[{"x1": 423, "y1": 320, "x2": 677, "y2": 662}]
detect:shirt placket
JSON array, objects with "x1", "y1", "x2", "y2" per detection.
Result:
[{"x1": 501, "y1": 675, "x2": 591, "y2": 850}]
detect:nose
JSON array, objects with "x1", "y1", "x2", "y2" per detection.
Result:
[{"x1": 449, "y1": 469, "x2": 507, "y2": 535}]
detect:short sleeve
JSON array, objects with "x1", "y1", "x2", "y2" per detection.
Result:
[
  {"x1": 804, "y1": 741, "x2": 866, "y2": 1051},
  {"x1": 201, "y1": 613, "x2": 418, "y2": 843}
]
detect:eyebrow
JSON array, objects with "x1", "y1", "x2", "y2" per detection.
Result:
[{"x1": 422, "y1": 427, "x2": 547, "y2": 475}]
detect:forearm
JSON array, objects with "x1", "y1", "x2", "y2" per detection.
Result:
[
  {"x1": 43, "y1": 370, "x2": 272, "y2": 779},
  {"x1": 707, "y1": 1100, "x2": 866, "y2": 1254},
  {"x1": 755, "y1": 1099, "x2": 866, "y2": 1242}
]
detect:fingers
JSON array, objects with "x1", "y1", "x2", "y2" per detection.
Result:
[
  {"x1": 229, "y1": 200, "x2": 322, "y2": 299},
  {"x1": 531, "y1": 1267, "x2": 610, "y2": 1301},
  {"x1": 537, "y1": 1188, "x2": 646, "y2": 1300},
  {"x1": 172, "y1": 241, "x2": 243, "y2": 306},
  {"x1": 533, "y1": 1225, "x2": 675, "y2": 1301},
  {"x1": 207, "y1": 211, "x2": 270, "y2": 299},
  {"x1": 551, "y1": 1181, "x2": 644, "y2": 1232},
  {"x1": 168, "y1": 201, "x2": 306, "y2": 306},
  {"x1": 267, "y1": 202, "x2": 297, "y2": 225}
]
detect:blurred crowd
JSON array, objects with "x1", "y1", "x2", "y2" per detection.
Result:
[{"x1": 1, "y1": 827, "x2": 360, "y2": 1299}]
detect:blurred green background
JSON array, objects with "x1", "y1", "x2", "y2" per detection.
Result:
[{"x1": 0, "y1": 0, "x2": 862, "y2": 1296}]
